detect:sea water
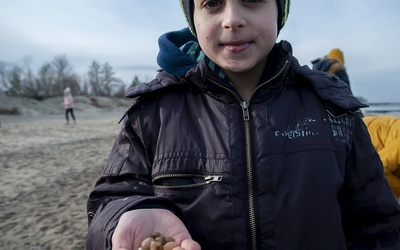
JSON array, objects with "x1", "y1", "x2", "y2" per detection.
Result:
[{"x1": 362, "y1": 102, "x2": 400, "y2": 117}]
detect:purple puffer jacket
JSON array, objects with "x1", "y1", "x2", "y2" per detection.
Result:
[{"x1": 86, "y1": 31, "x2": 400, "y2": 250}]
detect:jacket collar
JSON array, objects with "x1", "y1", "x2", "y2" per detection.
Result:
[
  {"x1": 127, "y1": 30, "x2": 295, "y2": 100},
  {"x1": 157, "y1": 28, "x2": 198, "y2": 77}
]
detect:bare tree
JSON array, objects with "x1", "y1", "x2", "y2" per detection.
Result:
[
  {"x1": 0, "y1": 61, "x2": 35, "y2": 97},
  {"x1": 37, "y1": 62, "x2": 55, "y2": 97},
  {"x1": 1, "y1": 54, "x2": 128, "y2": 98},
  {"x1": 101, "y1": 62, "x2": 122, "y2": 96},
  {"x1": 63, "y1": 73, "x2": 81, "y2": 95},
  {"x1": 7, "y1": 64, "x2": 24, "y2": 96},
  {"x1": 88, "y1": 60, "x2": 101, "y2": 95},
  {"x1": 0, "y1": 61, "x2": 10, "y2": 91},
  {"x1": 52, "y1": 55, "x2": 72, "y2": 93},
  {"x1": 20, "y1": 56, "x2": 41, "y2": 98},
  {"x1": 81, "y1": 76, "x2": 90, "y2": 96}
]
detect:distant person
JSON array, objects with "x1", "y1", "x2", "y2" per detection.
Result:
[
  {"x1": 363, "y1": 115, "x2": 400, "y2": 198},
  {"x1": 312, "y1": 48, "x2": 352, "y2": 93},
  {"x1": 62, "y1": 87, "x2": 76, "y2": 125}
]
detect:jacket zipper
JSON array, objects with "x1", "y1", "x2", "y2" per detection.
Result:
[
  {"x1": 241, "y1": 101, "x2": 258, "y2": 249},
  {"x1": 207, "y1": 60, "x2": 288, "y2": 250},
  {"x1": 152, "y1": 173, "x2": 222, "y2": 189}
]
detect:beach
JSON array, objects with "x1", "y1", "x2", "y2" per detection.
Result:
[
  {"x1": 1, "y1": 94, "x2": 399, "y2": 250},
  {"x1": 0, "y1": 95, "x2": 131, "y2": 250}
]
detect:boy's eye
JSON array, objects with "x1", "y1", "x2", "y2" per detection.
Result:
[
  {"x1": 243, "y1": 0, "x2": 262, "y2": 3},
  {"x1": 200, "y1": 0, "x2": 262, "y2": 10},
  {"x1": 203, "y1": 0, "x2": 222, "y2": 9}
]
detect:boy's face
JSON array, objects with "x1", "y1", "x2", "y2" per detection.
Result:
[{"x1": 193, "y1": 0, "x2": 278, "y2": 75}]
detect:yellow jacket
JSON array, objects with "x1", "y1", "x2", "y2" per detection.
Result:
[{"x1": 363, "y1": 116, "x2": 400, "y2": 197}]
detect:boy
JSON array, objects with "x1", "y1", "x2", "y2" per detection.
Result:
[{"x1": 86, "y1": 1, "x2": 400, "y2": 249}]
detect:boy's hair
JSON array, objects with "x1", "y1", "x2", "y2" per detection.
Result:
[{"x1": 180, "y1": 0, "x2": 291, "y2": 36}]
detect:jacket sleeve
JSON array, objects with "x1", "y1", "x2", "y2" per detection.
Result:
[
  {"x1": 362, "y1": 116, "x2": 400, "y2": 198},
  {"x1": 86, "y1": 113, "x2": 183, "y2": 250},
  {"x1": 340, "y1": 114, "x2": 400, "y2": 249},
  {"x1": 379, "y1": 137, "x2": 400, "y2": 197}
]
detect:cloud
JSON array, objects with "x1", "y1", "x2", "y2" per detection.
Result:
[
  {"x1": 279, "y1": 0, "x2": 400, "y2": 102},
  {"x1": 0, "y1": 0, "x2": 399, "y2": 102}
]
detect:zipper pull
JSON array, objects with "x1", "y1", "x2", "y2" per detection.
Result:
[
  {"x1": 241, "y1": 101, "x2": 250, "y2": 121},
  {"x1": 205, "y1": 175, "x2": 222, "y2": 184}
]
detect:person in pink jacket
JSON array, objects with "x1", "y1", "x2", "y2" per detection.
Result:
[{"x1": 62, "y1": 87, "x2": 76, "y2": 125}]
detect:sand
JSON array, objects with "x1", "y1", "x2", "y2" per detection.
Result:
[{"x1": 0, "y1": 95, "x2": 132, "y2": 250}]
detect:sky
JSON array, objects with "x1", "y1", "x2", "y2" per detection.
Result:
[{"x1": 0, "y1": 0, "x2": 399, "y2": 103}]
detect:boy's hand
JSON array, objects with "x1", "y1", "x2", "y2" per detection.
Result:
[{"x1": 112, "y1": 209, "x2": 201, "y2": 250}]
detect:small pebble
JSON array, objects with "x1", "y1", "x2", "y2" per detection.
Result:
[
  {"x1": 141, "y1": 238, "x2": 153, "y2": 249},
  {"x1": 163, "y1": 242, "x2": 177, "y2": 250},
  {"x1": 138, "y1": 232, "x2": 176, "y2": 250}
]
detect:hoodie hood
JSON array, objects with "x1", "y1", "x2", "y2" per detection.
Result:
[{"x1": 157, "y1": 28, "x2": 199, "y2": 77}]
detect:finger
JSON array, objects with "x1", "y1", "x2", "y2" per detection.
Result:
[{"x1": 180, "y1": 239, "x2": 201, "y2": 250}]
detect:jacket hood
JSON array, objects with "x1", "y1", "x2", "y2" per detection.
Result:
[
  {"x1": 292, "y1": 64, "x2": 368, "y2": 113},
  {"x1": 157, "y1": 28, "x2": 198, "y2": 77}
]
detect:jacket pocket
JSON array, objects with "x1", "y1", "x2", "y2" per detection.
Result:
[{"x1": 152, "y1": 173, "x2": 222, "y2": 190}]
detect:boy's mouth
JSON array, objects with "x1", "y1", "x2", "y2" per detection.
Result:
[{"x1": 223, "y1": 42, "x2": 251, "y2": 53}]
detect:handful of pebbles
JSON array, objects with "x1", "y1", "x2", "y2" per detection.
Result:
[{"x1": 138, "y1": 232, "x2": 177, "y2": 250}]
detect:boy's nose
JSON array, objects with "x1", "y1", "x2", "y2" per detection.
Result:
[{"x1": 221, "y1": 3, "x2": 246, "y2": 30}]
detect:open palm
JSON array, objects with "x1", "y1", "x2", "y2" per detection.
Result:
[{"x1": 112, "y1": 209, "x2": 201, "y2": 250}]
